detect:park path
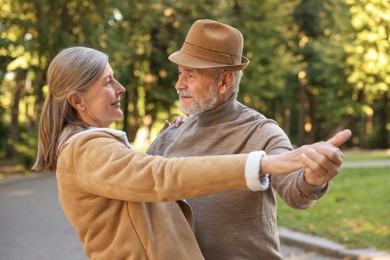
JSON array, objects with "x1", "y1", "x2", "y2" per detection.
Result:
[
  {"x1": 342, "y1": 160, "x2": 390, "y2": 168},
  {"x1": 0, "y1": 173, "x2": 84, "y2": 260}
]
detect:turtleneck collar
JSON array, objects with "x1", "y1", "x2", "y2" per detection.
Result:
[{"x1": 195, "y1": 93, "x2": 242, "y2": 126}]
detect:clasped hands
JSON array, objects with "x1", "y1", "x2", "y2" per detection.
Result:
[{"x1": 261, "y1": 129, "x2": 352, "y2": 187}]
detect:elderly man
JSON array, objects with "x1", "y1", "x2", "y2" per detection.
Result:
[{"x1": 147, "y1": 19, "x2": 349, "y2": 259}]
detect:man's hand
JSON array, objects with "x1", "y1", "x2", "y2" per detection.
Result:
[
  {"x1": 327, "y1": 129, "x2": 353, "y2": 147},
  {"x1": 159, "y1": 115, "x2": 188, "y2": 133},
  {"x1": 260, "y1": 129, "x2": 352, "y2": 178},
  {"x1": 300, "y1": 129, "x2": 352, "y2": 186}
]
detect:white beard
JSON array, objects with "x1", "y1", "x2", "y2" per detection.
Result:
[{"x1": 178, "y1": 87, "x2": 220, "y2": 115}]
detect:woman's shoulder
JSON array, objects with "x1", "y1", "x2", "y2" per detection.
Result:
[{"x1": 62, "y1": 127, "x2": 135, "y2": 151}]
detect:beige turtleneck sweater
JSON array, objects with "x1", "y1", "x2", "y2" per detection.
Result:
[{"x1": 147, "y1": 94, "x2": 329, "y2": 259}]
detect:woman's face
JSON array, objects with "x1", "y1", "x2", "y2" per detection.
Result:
[{"x1": 79, "y1": 63, "x2": 126, "y2": 127}]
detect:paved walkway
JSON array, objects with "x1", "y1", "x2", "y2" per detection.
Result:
[
  {"x1": 0, "y1": 160, "x2": 389, "y2": 259},
  {"x1": 0, "y1": 173, "x2": 84, "y2": 260},
  {"x1": 342, "y1": 160, "x2": 390, "y2": 168}
]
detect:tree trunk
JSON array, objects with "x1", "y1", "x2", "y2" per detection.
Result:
[
  {"x1": 308, "y1": 89, "x2": 316, "y2": 143},
  {"x1": 32, "y1": 70, "x2": 45, "y2": 126},
  {"x1": 125, "y1": 86, "x2": 139, "y2": 143},
  {"x1": 377, "y1": 92, "x2": 389, "y2": 148},
  {"x1": 283, "y1": 105, "x2": 291, "y2": 137},
  {"x1": 6, "y1": 69, "x2": 26, "y2": 158},
  {"x1": 297, "y1": 86, "x2": 306, "y2": 146}
]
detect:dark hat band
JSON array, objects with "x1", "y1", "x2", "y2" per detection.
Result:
[{"x1": 181, "y1": 42, "x2": 243, "y2": 66}]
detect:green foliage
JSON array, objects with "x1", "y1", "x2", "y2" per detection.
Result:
[
  {"x1": 342, "y1": 0, "x2": 390, "y2": 148},
  {"x1": 0, "y1": 0, "x2": 389, "y2": 164},
  {"x1": 277, "y1": 167, "x2": 390, "y2": 251}
]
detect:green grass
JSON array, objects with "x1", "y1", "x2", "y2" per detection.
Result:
[
  {"x1": 343, "y1": 149, "x2": 390, "y2": 162},
  {"x1": 277, "y1": 167, "x2": 390, "y2": 251}
]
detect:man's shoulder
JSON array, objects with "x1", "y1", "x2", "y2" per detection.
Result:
[
  {"x1": 237, "y1": 103, "x2": 277, "y2": 125},
  {"x1": 147, "y1": 125, "x2": 181, "y2": 154}
]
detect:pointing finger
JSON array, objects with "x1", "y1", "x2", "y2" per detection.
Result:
[{"x1": 327, "y1": 129, "x2": 352, "y2": 147}]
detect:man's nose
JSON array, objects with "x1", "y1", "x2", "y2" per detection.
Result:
[{"x1": 175, "y1": 78, "x2": 187, "y2": 91}]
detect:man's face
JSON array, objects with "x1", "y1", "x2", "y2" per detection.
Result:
[{"x1": 175, "y1": 65, "x2": 220, "y2": 115}]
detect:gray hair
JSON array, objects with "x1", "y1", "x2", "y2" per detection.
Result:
[{"x1": 211, "y1": 68, "x2": 243, "y2": 94}]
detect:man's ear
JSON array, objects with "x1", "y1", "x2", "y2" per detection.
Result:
[
  {"x1": 67, "y1": 92, "x2": 84, "y2": 111},
  {"x1": 219, "y1": 71, "x2": 233, "y2": 94}
]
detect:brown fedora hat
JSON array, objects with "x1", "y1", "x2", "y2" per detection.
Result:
[{"x1": 169, "y1": 19, "x2": 250, "y2": 70}]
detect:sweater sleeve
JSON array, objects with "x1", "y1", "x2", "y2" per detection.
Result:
[
  {"x1": 57, "y1": 132, "x2": 265, "y2": 202},
  {"x1": 260, "y1": 122, "x2": 330, "y2": 209}
]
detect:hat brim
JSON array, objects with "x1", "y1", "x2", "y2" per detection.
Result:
[{"x1": 169, "y1": 51, "x2": 249, "y2": 70}]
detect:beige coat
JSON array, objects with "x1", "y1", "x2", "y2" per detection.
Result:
[{"x1": 56, "y1": 128, "x2": 264, "y2": 259}]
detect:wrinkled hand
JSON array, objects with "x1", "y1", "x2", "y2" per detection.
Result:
[
  {"x1": 159, "y1": 115, "x2": 189, "y2": 133},
  {"x1": 300, "y1": 129, "x2": 352, "y2": 186},
  {"x1": 260, "y1": 129, "x2": 352, "y2": 178}
]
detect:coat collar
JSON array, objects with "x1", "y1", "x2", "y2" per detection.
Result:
[{"x1": 60, "y1": 126, "x2": 136, "y2": 151}]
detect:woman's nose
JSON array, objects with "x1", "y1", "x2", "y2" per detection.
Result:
[{"x1": 115, "y1": 81, "x2": 126, "y2": 95}]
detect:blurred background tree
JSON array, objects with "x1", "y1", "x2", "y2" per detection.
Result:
[{"x1": 0, "y1": 0, "x2": 388, "y2": 169}]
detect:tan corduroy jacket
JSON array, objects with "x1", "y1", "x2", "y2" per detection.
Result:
[{"x1": 56, "y1": 128, "x2": 266, "y2": 259}]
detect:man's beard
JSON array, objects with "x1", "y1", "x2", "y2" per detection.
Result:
[{"x1": 178, "y1": 87, "x2": 220, "y2": 115}]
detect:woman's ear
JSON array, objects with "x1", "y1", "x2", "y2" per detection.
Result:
[
  {"x1": 219, "y1": 71, "x2": 233, "y2": 94},
  {"x1": 67, "y1": 92, "x2": 85, "y2": 111}
]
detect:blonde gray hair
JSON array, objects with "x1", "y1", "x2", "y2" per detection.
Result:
[{"x1": 33, "y1": 47, "x2": 108, "y2": 172}]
